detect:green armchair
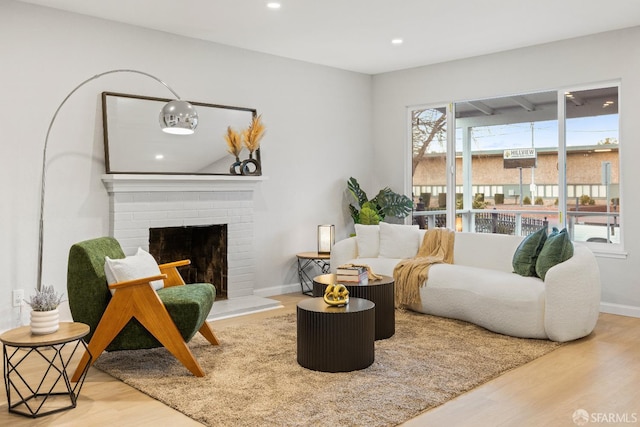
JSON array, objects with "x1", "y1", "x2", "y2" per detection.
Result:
[{"x1": 67, "y1": 237, "x2": 219, "y2": 380}]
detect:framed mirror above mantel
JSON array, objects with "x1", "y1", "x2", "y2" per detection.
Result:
[{"x1": 102, "y1": 91, "x2": 261, "y2": 175}]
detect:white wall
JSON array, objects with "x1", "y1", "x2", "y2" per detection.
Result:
[
  {"x1": 0, "y1": 1, "x2": 373, "y2": 330},
  {"x1": 3, "y1": 1, "x2": 636, "y2": 333},
  {"x1": 372, "y1": 26, "x2": 640, "y2": 316}
]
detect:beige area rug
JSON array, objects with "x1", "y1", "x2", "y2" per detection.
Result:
[{"x1": 94, "y1": 310, "x2": 562, "y2": 427}]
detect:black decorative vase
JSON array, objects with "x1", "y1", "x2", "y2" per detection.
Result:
[
  {"x1": 229, "y1": 156, "x2": 242, "y2": 175},
  {"x1": 240, "y1": 153, "x2": 261, "y2": 176}
]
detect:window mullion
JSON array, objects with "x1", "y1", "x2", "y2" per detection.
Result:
[
  {"x1": 446, "y1": 103, "x2": 456, "y2": 229},
  {"x1": 557, "y1": 90, "x2": 567, "y2": 230}
]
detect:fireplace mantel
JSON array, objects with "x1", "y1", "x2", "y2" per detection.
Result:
[
  {"x1": 101, "y1": 172, "x2": 281, "y2": 318},
  {"x1": 102, "y1": 174, "x2": 267, "y2": 193}
]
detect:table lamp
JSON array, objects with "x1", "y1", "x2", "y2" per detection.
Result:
[{"x1": 317, "y1": 225, "x2": 335, "y2": 254}]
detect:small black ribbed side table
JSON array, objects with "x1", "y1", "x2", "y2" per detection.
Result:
[
  {"x1": 313, "y1": 273, "x2": 395, "y2": 340},
  {"x1": 297, "y1": 297, "x2": 375, "y2": 372}
]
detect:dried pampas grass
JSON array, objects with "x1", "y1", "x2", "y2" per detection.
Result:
[
  {"x1": 242, "y1": 114, "x2": 266, "y2": 154},
  {"x1": 224, "y1": 126, "x2": 243, "y2": 158}
]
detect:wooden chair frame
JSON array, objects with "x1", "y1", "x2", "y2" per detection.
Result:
[{"x1": 71, "y1": 260, "x2": 219, "y2": 382}]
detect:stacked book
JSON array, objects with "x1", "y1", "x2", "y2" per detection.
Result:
[{"x1": 335, "y1": 265, "x2": 369, "y2": 286}]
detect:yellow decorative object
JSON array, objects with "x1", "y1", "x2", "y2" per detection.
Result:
[{"x1": 323, "y1": 284, "x2": 350, "y2": 306}]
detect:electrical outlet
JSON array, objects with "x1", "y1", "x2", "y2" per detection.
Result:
[{"x1": 12, "y1": 289, "x2": 24, "y2": 307}]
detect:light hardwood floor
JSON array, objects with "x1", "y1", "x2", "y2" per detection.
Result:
[{"x1": 2, "y1": 293, "x2": 639, "y2": 426}]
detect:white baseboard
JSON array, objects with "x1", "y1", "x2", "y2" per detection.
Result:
[
  {"x1": 600, "y1": 302, "x2": 640, "y2": 318},
  {"x1": 208, "y1": 295, "x2": 283, "y2": 321},
  {"x1": 254, "y1": 283, "x2": 303, "y2": 298}
]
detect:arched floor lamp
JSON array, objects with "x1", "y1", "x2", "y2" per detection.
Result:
[{"x1": 36, "y1": 69, "x2": 198, "y2": 291}]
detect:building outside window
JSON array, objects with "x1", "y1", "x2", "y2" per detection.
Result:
[{"x1": 410, "y1": 84, "x2": 620, "y2": 247}]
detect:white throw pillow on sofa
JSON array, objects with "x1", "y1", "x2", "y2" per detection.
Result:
[
  {"x1": 378, "y1": 222, "x2": 420, "y2": 259},
  {"x1": 104, "y1": 247, "x2": 164, "y2": 294},
  {"x1": 355, "y1": 224, "x2": 380, "y2": 258}
]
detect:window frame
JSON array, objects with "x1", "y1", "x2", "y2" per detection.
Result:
[{"x1": 407, "y1": 81, "x2": 625, "y2": 258}]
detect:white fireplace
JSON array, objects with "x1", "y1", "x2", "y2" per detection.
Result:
[{"x1": 101, "y1": 174, "x2": 281, "y2": 318}]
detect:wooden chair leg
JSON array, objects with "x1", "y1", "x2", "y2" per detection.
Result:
[
  {"x1": 131, "y1": 287, "x2": 205, "y2": 377},
  {"x1": 71, "y1": 293, "x2": 139, "y2": 382},
  {"x1": 72, "y1": 285, "x2": 207, "y2": 381},
  {"x1": 199, "y1": 321, "x2": 220, "y2": 346}
]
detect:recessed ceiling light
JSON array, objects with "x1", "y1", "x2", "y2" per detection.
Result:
[
  {"x1": 267, "y1": 2, "x2": 281, "y2": 9},
  {"x1": 391, "y1": 38, "x2": 403, "y2": 45},
  {"x1": 155, "y1": 154, "x2": 164, "y2": 160}
]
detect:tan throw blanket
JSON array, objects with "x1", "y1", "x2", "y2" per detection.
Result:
[{"x1": 394, "y1": 228, "x2": 455, "y2": 308}]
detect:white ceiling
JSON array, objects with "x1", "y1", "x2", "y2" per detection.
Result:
[{"x1": 18, "y1": 0, "x2": 640, "y2": 74}]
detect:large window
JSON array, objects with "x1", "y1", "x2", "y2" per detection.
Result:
[{"x1": 410, "y1": 84, "x2": 621, "y2": 248}]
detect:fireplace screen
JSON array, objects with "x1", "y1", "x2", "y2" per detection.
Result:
[{"x1": 149, "y1": 224, "x2": 227, "y2": 300}]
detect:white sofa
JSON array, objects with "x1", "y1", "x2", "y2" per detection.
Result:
[{"x1": 330, "y1": 224, "x2": 601, "y2": 342}]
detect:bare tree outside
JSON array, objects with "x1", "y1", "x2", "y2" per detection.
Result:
[{"x1": 412, "y1": 108, "x2": 446, "y2": 177}]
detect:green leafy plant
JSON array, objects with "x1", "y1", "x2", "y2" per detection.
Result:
[
  {"x1": 535, "y1": 196, "x2": 544, "y2": 205},
  {"x1": 579, "y1": 194, "x2": 596, "y2": 205},
  {"x1": 347, "y1": 177, "x2": 413, "y2": 225},
  {"x1": 25, "y1": 285, "x2": 64, "y2": 311},
  {"x1": 472, "y1": 194, "x2": 488, "y2": 209},
  {"x1": 523, "y1": 196, "x2": 532, "y2": 205}
]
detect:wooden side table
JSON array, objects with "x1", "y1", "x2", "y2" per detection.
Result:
[
  {"x1": 297, "y1": 297, "x2": 375, "y2": 372},
  {"x1": 0, "y1": 322, "x2": 91, "y2": 418},
  {"x1": 313, "y1": 273, "x2": 395, "y2": 340},
  {"x1": 296, "y1": 252, "x2": 331, "y2": 295}
]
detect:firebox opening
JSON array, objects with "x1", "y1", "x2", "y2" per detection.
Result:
[{"x1": 149, "y1": 224, "x2": 228, "y2": 300}]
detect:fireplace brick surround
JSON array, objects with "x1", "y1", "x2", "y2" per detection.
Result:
[{"x1": 101, "y1": 174, "x2": 280, "y2": 318}]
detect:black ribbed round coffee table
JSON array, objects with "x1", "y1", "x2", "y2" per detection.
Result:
[
  {"x1": 297, "y1": 297, "x2": 375, "y2": 372},
  {"x1": 313, "y1": 273, "x2": 395, "y2": 340}
]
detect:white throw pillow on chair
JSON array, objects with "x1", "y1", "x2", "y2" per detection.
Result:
[{"x1": 104, "y1": 247, "x2": 164, "y2": 295}]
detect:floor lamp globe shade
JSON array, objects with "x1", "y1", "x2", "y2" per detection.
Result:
[{"x1": 160, "y1": 100, "x2": 198, "y2": 134}]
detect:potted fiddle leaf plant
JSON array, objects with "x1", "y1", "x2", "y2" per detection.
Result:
[
  {"x1": 347, "y1": 177, "x2": 413, "y2": 225},
  {"x1": 25, "y1": 285, "x2": 64, "y2": 335}
]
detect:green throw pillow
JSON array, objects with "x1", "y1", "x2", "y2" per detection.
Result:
[
  {"x1": 535, "y1": 228, "x2": 574, "y2": 280},
  {"x1": 512, "y1": 227, "x2": 548, "y2": 277}
]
